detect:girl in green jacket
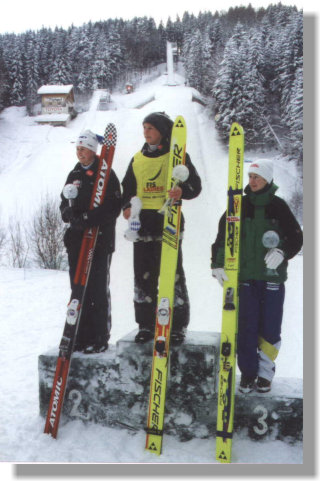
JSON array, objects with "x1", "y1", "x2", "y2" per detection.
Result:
[{"x1": 211, "y1": 159, "x2": 303, "y2": 393}]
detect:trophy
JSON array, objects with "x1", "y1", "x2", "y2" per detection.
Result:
[{"x1": 262, "y1": 230, "x2": 280, "y2": 277}]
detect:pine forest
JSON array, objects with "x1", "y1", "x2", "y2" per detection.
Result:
[{"x1": 0, "y1": 3, "x2": 303, "y2": 161}]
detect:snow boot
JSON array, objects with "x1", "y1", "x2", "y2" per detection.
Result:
[
  {"x1": 171, "y1": 329, "x2": 186, "y2": 346},
  {"x1": 256, "y1": 377, "x2": 272, "y2": 393},
  {"x1": 83, "y1": 343, "x2": 108, "y2": 354},
  {"x1": 135, "y1": 328, "x2": 153, "y2": 344},
  {"x1": 239, "y1": 375, "x2": 256, "y2": 394},
  {"x1": 74, "y1": 342, "x2": 85, "y2": 352}
]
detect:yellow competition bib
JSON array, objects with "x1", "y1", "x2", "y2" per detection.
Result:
[{"x1": 132, "y1": 152, "x2": 169, "y2": 209}]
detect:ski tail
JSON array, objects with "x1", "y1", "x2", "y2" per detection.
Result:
[
  {"x1": 145, "y1": 116, "x2": 187, "y2": 455},
  {"x1": 43, "y1": 357, "x2": 70, "y2": 438},
  {"x1": 216, "y1": 122, "x2": 244, "y2": 463},
  {"x1": 44, "y1": 123, "x2": 117, "y2": 438}
]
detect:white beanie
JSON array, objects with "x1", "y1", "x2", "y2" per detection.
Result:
[
  {"x1": 248, "y1": 159, "x2": 273, "y2": 184},
  {"x1": 76, "y1": 130, "x2": 98, "y2": 152}
]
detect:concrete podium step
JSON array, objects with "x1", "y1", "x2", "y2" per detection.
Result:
[{"x1": 39, "y1": 330, "x2": 302, "y2": 442}]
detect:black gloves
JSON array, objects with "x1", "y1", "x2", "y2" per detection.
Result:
[
  {"x1": 61, "y1": 206, "x2": 74, "y2": 223},
  {"x1": 61, "y1": 206, "x2": 87, "y2": 231},
  {"x1": 70, "y1": 215, "x2": 87, "y2": 231}
]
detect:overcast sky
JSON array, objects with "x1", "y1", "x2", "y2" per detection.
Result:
[{"x1": 0, "y1": 0, "x2": 308, "y2": 35}]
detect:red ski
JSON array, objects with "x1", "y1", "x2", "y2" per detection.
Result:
[{"x1": 44, "y1": 124, "x2": 117, "y2": 438}]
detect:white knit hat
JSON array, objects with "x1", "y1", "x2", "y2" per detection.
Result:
[
  {"x1": 248, "y1": 159, "x2": 273, "y2": 184},
  {"x1": 76, "y1": 130, "x2": 98, "y2": 152}
]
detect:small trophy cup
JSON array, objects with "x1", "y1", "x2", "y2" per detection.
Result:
[{"x1": 262, "y1": 230, "x2": 280, "y2": 277}]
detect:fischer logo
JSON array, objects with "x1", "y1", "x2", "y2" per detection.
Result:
[
  {"x1": 151, "y1": 368, "x2": 162, "y2": 428},
  {"x1": 236, "y1": 148, "x2": 242, "y2": 187},
  {"x1": 172, "y1": 143, "x2": 183, "y2": 171},
  {"x1": 94, "y1": 159, "x2": 109, "y2": 207},
  {"x1": 49, "y1": 377, "x2": 63, "y2": 428}
]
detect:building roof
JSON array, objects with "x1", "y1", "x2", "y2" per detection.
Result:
[{"x1": 37, "y1": 85, "x2": 73, "y2": 95}]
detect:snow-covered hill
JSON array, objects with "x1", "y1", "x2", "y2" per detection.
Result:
[{"x1": 0, "y1": 73, "x2": 303, "y2": 464}]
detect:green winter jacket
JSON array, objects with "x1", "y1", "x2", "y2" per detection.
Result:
[{"x1": 211, "y1": 182, "x2": 303, "y2": 283}]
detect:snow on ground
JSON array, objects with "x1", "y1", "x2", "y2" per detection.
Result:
[{"x1": 0, "y1": 72, "x2": 303, "y2": 465}]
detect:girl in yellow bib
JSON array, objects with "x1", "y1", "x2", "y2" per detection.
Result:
[{"x1": 122, "y1": 112, "x2": 202, "y2": 344}]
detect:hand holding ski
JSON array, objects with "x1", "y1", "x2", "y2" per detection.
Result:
[{"x1": 158, "y1": 164, "x2": 189, "y2": 215}]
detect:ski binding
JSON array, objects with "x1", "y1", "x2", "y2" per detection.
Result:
[
  {"x1": 66, "y1": 299, "x2": 80, "y2": 325},
  {"x1": 157, "y1": 298, "x2": 170, "y2": 325}
]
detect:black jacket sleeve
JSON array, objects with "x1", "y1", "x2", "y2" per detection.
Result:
[
  {"x1": 211, "y1": 212, "x2": 226, "y2": 268},
  {"x1": 60, "y1": 171, "x2": 76, "y2": 223},
  {"x1": 121, "y1": 159, "x2": 136, "y2": 210},
  {"x1": 272, "y1": 197, "x2": 303, "y2": 259},
  {"x1": 180, "y1": 153, "x2": 202, "y2": 200}
]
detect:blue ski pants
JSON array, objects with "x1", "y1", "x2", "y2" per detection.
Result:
[{"x1": 237, "y1": 280, "x2": 285, "y2": 381}]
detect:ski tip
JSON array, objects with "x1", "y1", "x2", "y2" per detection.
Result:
[
  {"x1": 104, "y1": 123, "x2": 117, "y2": 146},
  {"x1": 173, "y1": 115, "x2": 186, "y2": 129},
  {"x1": 230, "y1": 122, "x2": 244, "y2": 136}
]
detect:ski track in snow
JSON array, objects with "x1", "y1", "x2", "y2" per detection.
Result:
[{"x1": 0, "y1": 73, "x2": 303, "y2": 464}]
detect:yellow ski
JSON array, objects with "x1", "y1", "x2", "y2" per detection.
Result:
[
  {"x1": 145, "y1": 116, "x2": 187, "y2": 455},
  {"x1": 216, "y1": 123, "x2": 244, "y2": 463}
]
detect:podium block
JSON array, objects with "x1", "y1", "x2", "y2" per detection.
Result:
[{"x1": 39, "y1": 330, "x2": 302, "y2": 441}]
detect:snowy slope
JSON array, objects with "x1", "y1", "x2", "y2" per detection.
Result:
[{"x1": 0, "y1": 73, "x2": 303, "y2": 464}]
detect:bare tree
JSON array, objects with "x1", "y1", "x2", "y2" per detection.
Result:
[
  {"x1": 0, "y1": 224, "x2": 6, "y2": 264},
  {"x1": 28, "y1": 194, "x2": 67, "y2": 270},
  {"x1": 8, "y1": 217, "x2": 28, "y2": 267}
]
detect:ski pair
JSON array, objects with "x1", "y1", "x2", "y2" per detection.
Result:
[
  {"x1": 44, "y1": 124, "x2": 117, "y2": 439},
  {"x1": 216, "y1": 122, "x2": 244, "y2": 463},
  {"x1": 145, "y1": 120, "x2": 244, "y2": 460}
]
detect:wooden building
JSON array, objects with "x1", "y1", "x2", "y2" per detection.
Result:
[{"x1": 35, "y1": 85, "x2": 76, "y2": 126}]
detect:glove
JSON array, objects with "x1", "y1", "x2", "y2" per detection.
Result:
[
  {"x1": 70, "y1": 215, "x2": 87, "y2": 231},
  {"x1": 212, "y1": 268, "x2": 228, "y2": 286},
  {"x1": 264, "y1": 248, "x2": 284, "y2": 269},
  {"x1": 124, "y1": 197, "x2": 142, "y2": 242},
  {"x1": 124, "y1": 216, "x2": 141, "y2": 242},
  {"x1": 61, "y1": 206, "x2": 74, "y2": 222},
  {"x1": 128, "y1": 217, "x2": 141, "y2": 232}
]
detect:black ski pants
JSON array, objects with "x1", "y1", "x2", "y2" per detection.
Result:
[
  {"x1": 133, "y1": 239, "x2": 190, "y2": 332},
  {"x1": 67, "y1": 241, "x2": 112, "y2": 349}
]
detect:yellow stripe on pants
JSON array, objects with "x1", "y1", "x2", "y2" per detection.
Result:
[{"x1": 258, "y1": 336, "x2": 279, "y2": 361}]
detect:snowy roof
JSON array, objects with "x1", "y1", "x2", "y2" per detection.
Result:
[
  {"x1": 37, "y1": 85, "x2": 73, "y2": 95},
  {"x1": 34, "y1": 113, "x2": 70, "y2": 123}
]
